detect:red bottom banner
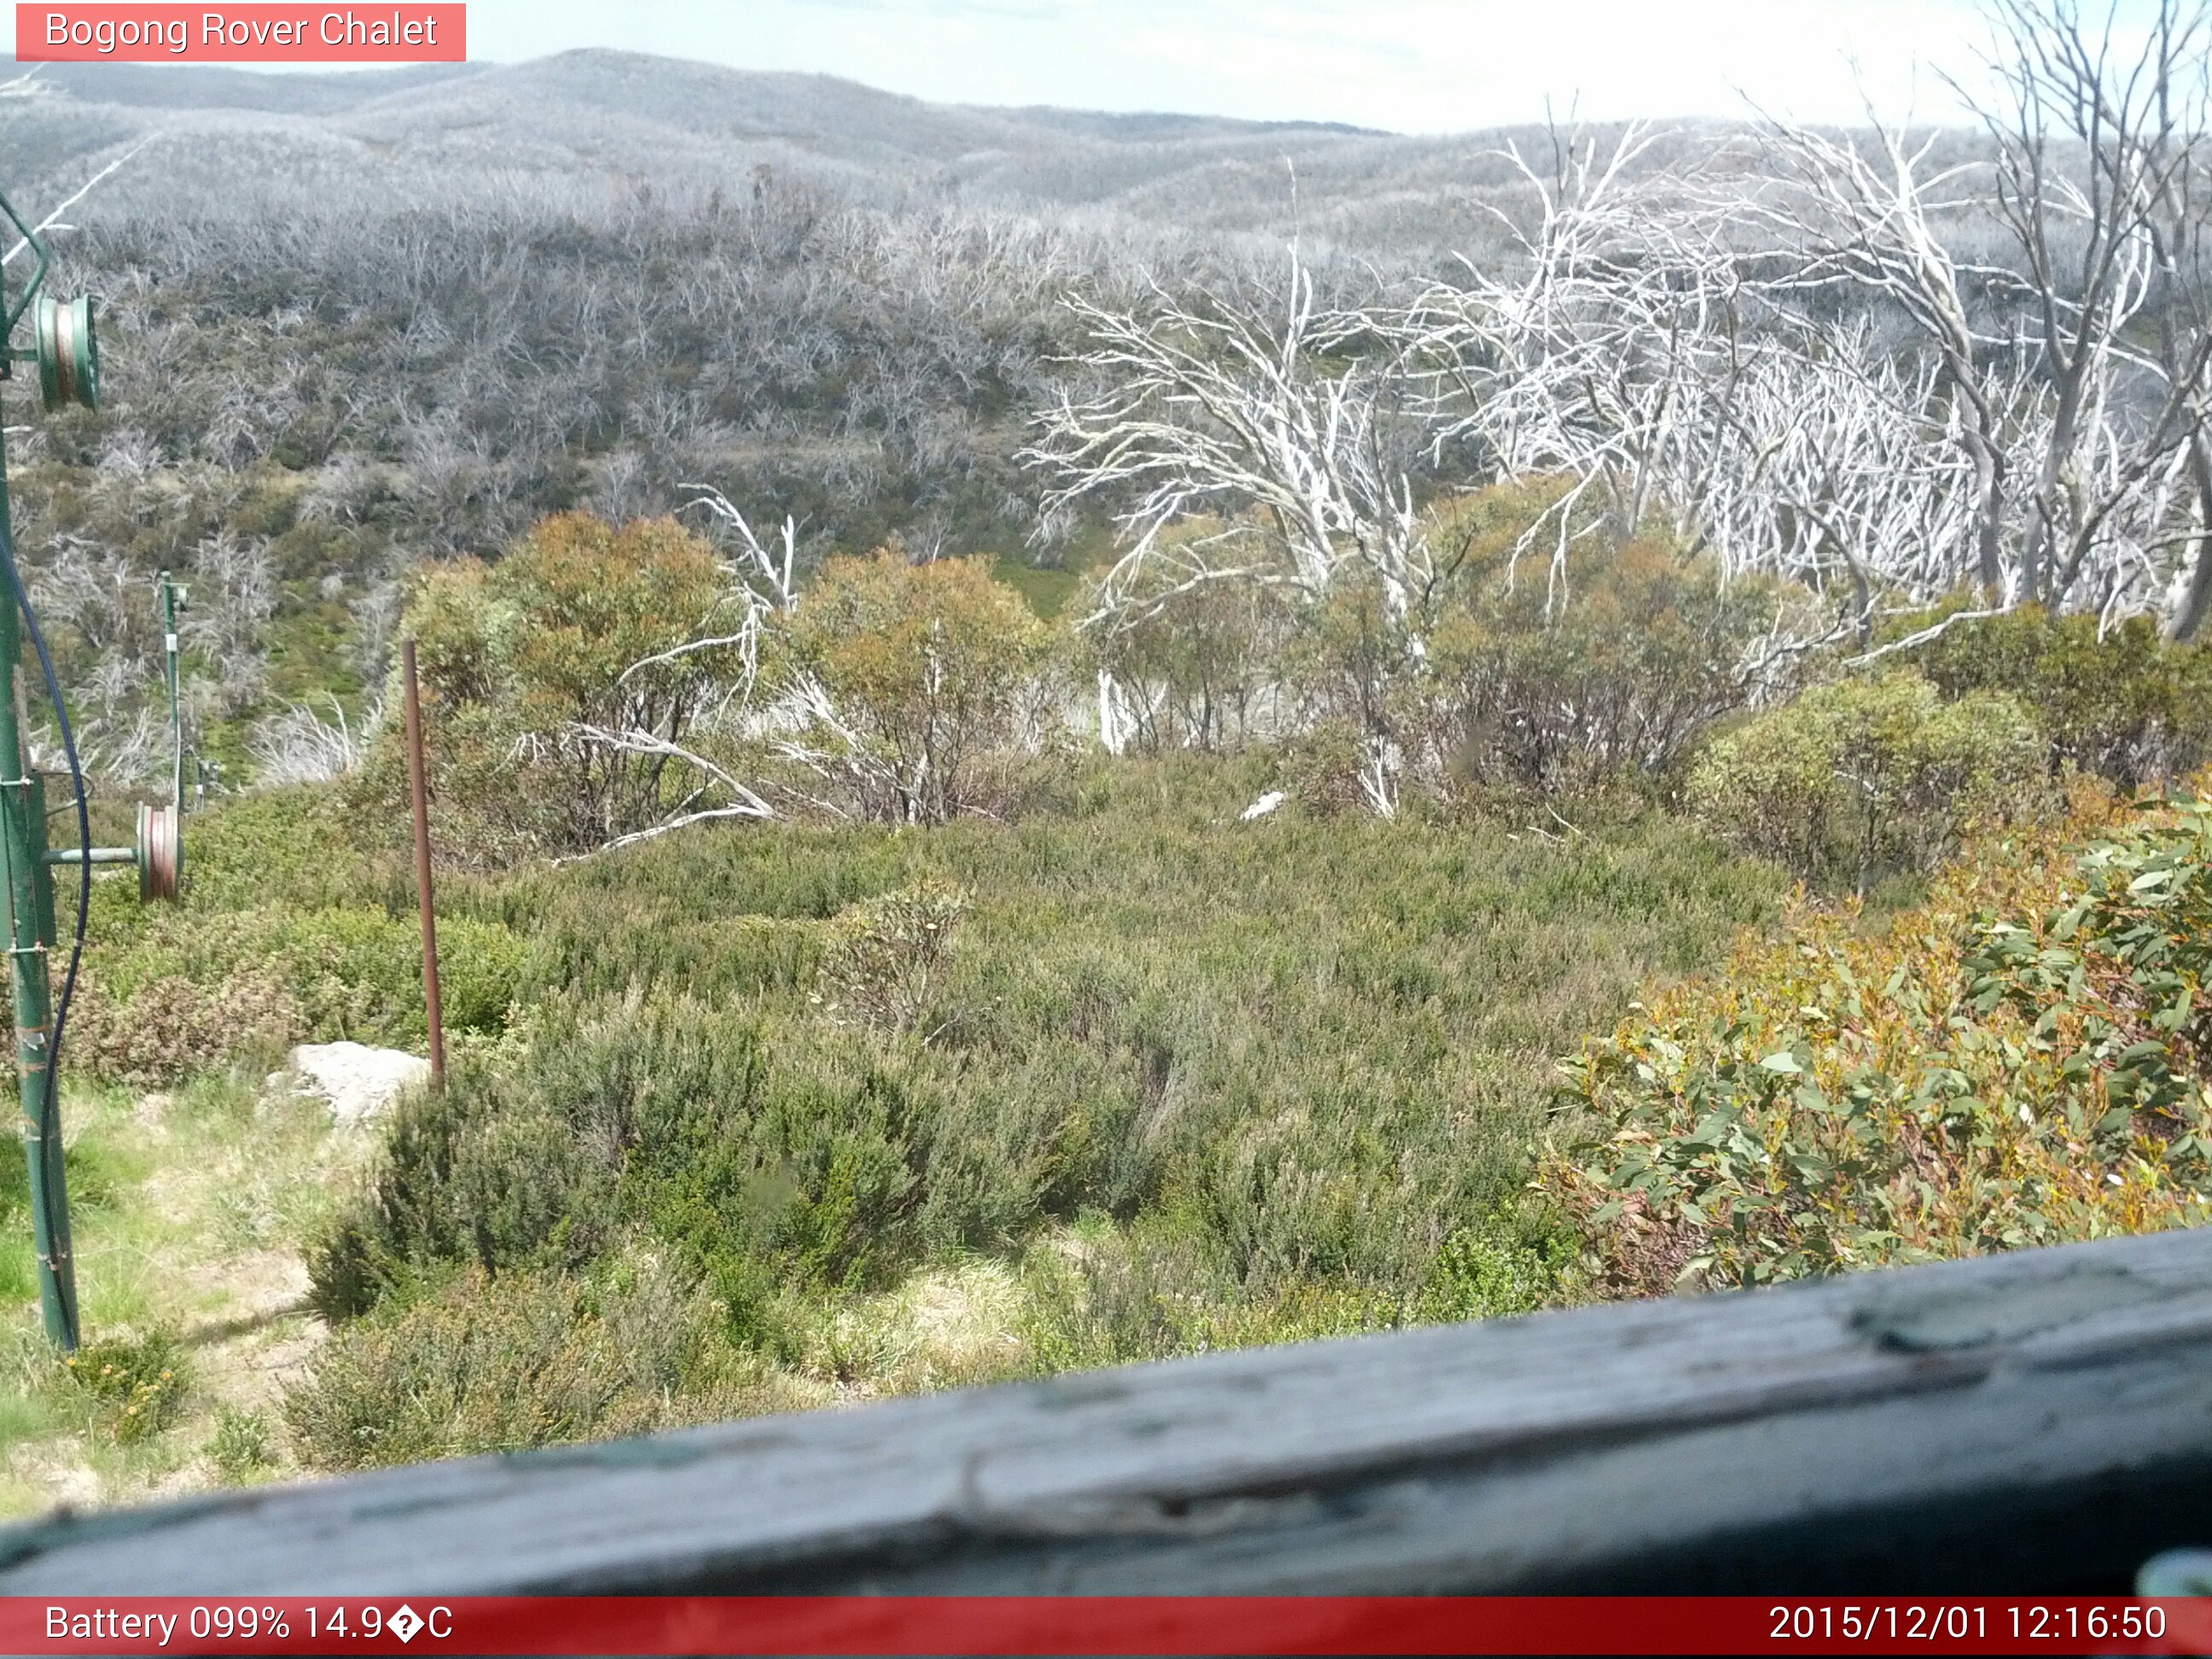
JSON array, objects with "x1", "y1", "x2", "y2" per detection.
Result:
[{"x1": 6, "y1": 1595, "x2": 2210, "y2": 1656}]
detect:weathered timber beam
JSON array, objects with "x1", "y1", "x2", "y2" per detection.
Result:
[{"x1": 3, "y1": 1227, "x2": 2209, "y2": 1594}]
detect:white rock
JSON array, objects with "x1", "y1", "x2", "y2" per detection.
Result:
[
  {"x1": 1239, "y1": 789, "x2": 1287, "y2": 822},
  {"x1": 288, "y1": 1042, "x2": 432, "y2": 1126}
]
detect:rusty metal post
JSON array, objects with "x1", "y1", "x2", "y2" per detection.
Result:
[{"x1": 400, "y1": 638, "x2": 445, "y2": 1091}]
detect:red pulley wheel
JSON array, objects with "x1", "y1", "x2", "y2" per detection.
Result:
[{"x1": 137, "y1": 803, "x2": 180, "y2": 903}]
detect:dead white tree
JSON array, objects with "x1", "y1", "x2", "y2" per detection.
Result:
[
  {"x1": 1, "y1": 142, "x2": 148, "y2": 267},
  {"x1": 1021, "y1": 2, "x2": 2212, "y2": 818},
  {"x1": 1024, "y1": 257, "x2": 1435, "y2": 812},
  {"x1": 560, "y1": 486, "x2": 800, "y2": 854},
  {"x1": 1393, "y1": 125, "x2": 1992, "y2": 643},
  {"x1": 249, "y1": 696, "x2": 377, "y2": 786},
  {"x1": 1688, "y1": 318, "x2": 1985, "y2": 626},
  {"x1": 1726, "y1": 112, "x2": 2026, "y2": 602},
  {"x1": 1722, "y1": 1, "x2": 2212, "y2": 625},
  {"x1": 1970, "y1": 0, "x2": 2212, "y2": 615},
  {"x1": 1395, "y1": 0, "x2": 2211, "y2": 643},
  {"x1": 1027, "y1": 260, "x2": 1435, "y2": 628},
  {"x1": 1396, "y1": 123, "x2": 1717, "y2": 604},
  {"x1": 640, "y1": 486, "x2": 800, "y2": 690}
]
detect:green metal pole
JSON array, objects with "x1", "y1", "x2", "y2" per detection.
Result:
[
  {"x1": 159, "y1": 573, "x2": 181, "y2": 815},
  {"x1": 0, "y1": 422, "x2": 75, "y2": 1348}
]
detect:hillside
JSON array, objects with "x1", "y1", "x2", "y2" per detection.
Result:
[
  {"x1": 0, "y1": 49, "x2": 1623, "y2": 789},
  {"x1": 3, "y1": 0, "x2": 2211, "y2": 1527},
  {"x1": 4, "y1": 49, "x2": 1607, "y2": 251}
]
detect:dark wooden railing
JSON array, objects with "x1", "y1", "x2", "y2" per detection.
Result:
[{"x1": 3, "y1": 1226, "x2": 2207, "y2": 1593}]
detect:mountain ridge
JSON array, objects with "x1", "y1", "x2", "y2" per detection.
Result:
[{"x1": 2, "y1": 47, "x2": 1540, "y2": 249}]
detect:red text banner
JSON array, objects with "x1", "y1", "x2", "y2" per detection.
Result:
[
  {"x1": 17, "y1": 6, "x2": 464, "y2": 62},
  {"x1": 3, "y1": 1596, "x2": 2210, "y2": 1656}
]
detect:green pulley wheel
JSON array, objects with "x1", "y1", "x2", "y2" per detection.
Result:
[{"x1": 33, "y1": 293, "x2": 97, "y2": 413}]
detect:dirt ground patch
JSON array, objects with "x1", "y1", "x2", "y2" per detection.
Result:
[{"x1": 0, "y1": 1069, "x2": 381, "y2": 1518}]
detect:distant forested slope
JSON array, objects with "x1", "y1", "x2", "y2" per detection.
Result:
[
  {"x1": 0, "y1": 51, "x2": 1600, "y2": 780},
  {"x1": 8, "y1": 49, "x2": 1607, "y2": 247}
]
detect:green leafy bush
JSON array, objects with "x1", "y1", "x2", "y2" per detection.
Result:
[
  {"x1": 788, "y1": 550, "x2": 1062, "y2": 824},
  {"x1": 1687, "y1": 672, "x2": 2047, "y2": 892},
  {"x1": 306, "y1": 761, "x2": 1779, "y2": 1329},
  {"x1": 308, "y1": 1028, "x2": 624, "y2": 1318},
  {"x1": 310, "y1": 992, "x2": 1005, "y2": 1333},
  {"x1": 48, "y1": 786, "x2": 526, "y2": 1081},
  {"x1": 352, "y1": 511, "x2": 748, "y2": 864},
  {"x1": 65, "y1": 905, "x2": 525, "y2": 1081},
  {"x1": 160, "y1": 785, "x2": 390, "y2": 915},
  {"x1": 1412, "y1": 1214, "x2": 1575, "y2": 1323},
  {"x1": 285, "y1": 758, "x2": 1784, "y2": 1448},
  {"x1": 1543, "y1": 783, "x2": 2212, "y2": 1298},
  {"x1": 63, "y1": 968, "x2": 303, "y2": 1087},
  {"x1": 1416, "y1": 492, "x2": 1801, "y2": 796},
  {"x1": 1081, "y1": 532, "x2": 1292, "y2": 753},
  {"x1": 1079, "y1": 484, "x2": 1790, "y2": 812},
  {"x1": 208, "y1": 1406, "x2": 277, "y2": 1478},
  {"x1": 1276, "y1": 718, "x2": 1382, "y2": 815},
  {"x1": 1907, "y1": 606, "x2": 2212, "y2": 788},
  {"x1": 1012, "y1": 1217, "x2": 1402, "y2": 1373}
]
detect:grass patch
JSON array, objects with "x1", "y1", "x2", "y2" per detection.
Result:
[
  {"x1": 288, "y1": 754, "x2": 1784, "y2": 1467},
  {"x1": 0, "y1": 1070, "x2": 369, "y2": 1519}
]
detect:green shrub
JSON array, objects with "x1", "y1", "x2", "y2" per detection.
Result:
[
  {"x1": 1212, "y1": 480, "x2": 1796, "y2": 813},
  {"x1": 1688, "y1": 672, "x2": 2047, "y2": 893},
  {"x1": 68, "y1": 879, "x2": 527, "y2": 1074},
  {"x1": 789, "y1": 549, "x2": 1062, "y2": 825},
  {"x1": 311, "y1": 993, "x2": 977, "y2": 1332},
  {"x1": 208, "y1": 1406, "x2": 276, "y2": 1478},
  {"x1": 1543, "y1": 783, "x2": 2212, "y2": 1298},
  {"x1": 1276, "y1": 719, "x2": 1380, "y2": 815},
  {"x1": 352, "y1": 511, "x2": 749, "y2": 864},
  {"x1": 1258, "y1": 482, "x2": 1797, "y2": 809},
  {"x1": 294, "y1": 758, "x2": 1784, "y2": 1434},
  {"x1": 480, "y1": 818, "x2": 913, "y2": 1003},
  {"x1": 307, "y1": 1036, "x2": 620, "y2": 1318},
  {"x1": 63, "y1": 967, "x2": 303, "y2": 1086},
  {"x1": 1013, "y1": 1223, "x2": 1233, "y2": 1372},
  {"x1": 166, "y1": 786, "x2": 389, "y2": 914},
  {"x1": 286, "y1": 1261, "x2": 789, "y2": 1471},
  {"x1": 1907, "y1": 605, "x2": 2212, "y2": 789},
  {"x1": 1412, "y1": 1215, "x2": 1574, "y2": 1324},
  {"x1": 816, "y1": 878, "x2": 969, "y2": 1037},
  {"x1": 1011, "y1": 1209, "x2": 1450, "y2": 1375},
  {"x1": 1416, "y1": 494, "x2": 1801, "y2": 795},
  {"x1": 1081, "y1": 532, "x2": 1291, "y2": 753},
  {"x1": 65, "y1": 1332, "x2": 188, "y2": 1444}
]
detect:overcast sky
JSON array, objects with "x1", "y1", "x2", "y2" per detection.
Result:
[
  {"x1": 5, "y1": 1, "x2": 2043, "y2": 131},
  {"x1": 460, "y1": 0, "x2": 2010, "y2": 131}
]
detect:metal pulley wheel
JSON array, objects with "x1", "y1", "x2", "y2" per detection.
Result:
[
  {"x1": 136, "y1": 802, "x2": 180, "y2": 902},
  {"x1": 34, "y1": 293, "x2": 97, "y2": 413}
]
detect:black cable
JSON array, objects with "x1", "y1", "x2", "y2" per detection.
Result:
[{"x1": 0, "y1": 507, "x2": 86, "y2": 1352}]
